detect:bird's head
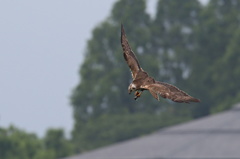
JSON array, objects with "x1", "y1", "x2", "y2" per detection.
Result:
[{"x1": 128, "y1": 83, "x2": 137, "y2": 94}]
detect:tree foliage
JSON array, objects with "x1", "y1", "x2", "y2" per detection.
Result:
[
  {"x1": 73, "y1": 111, "x2": 190, "y2": 151},
  {"x1": 0, "y1": 126, "x2": 74, "y2": 159},
  {"x1": 188, "y1": 0, "x2": 240, "y2": 116},
  {"x1": 71, "y1": 0, "x2": 201, "y2": 152},
  {"x1": 0, "y1": 126, "x2": 42, "y2": 159},
  {"x1": 71, "y1": 0, "x2": 240, "y2": 152},
  {"x1": 71, "y1": 0, "x2": 152, "y2": 119}
]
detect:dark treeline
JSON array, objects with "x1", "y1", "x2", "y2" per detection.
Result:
[
  {"x1": 71, "y1": 0, "x2": 240, "y2": 152},
  {"x1": 2, "y1": 0, "x2": 240, "y2": 158},
  {"x1": 0, "y1": 126, "x2": 74, "y2": 159}
]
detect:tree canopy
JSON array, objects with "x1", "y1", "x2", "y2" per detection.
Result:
[
  {"x1": 71, "y1": 0, "x2": 240, "y2": 152},
  {"x1": 0, "y1": 126, "x2": 74, "y2": 159}
]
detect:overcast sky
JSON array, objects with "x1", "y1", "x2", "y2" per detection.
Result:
[{"x1": 0, "y1": 0, "x2": 208, "y2": 137}]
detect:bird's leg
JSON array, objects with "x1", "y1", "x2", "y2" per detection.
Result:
[{"x1": 134, "y1": 91, "x2": 142, "y2": 100}]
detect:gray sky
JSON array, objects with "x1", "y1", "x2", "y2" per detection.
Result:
[
  {"x1": 0, "y1": 0, "x2": 207, "y2": 137},
  {"x1": 0, "y1": 0, "x2": 119, "y2": 137}
]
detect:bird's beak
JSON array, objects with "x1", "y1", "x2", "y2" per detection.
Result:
[
  {"x1": 128, "y1": 89, "x2": 132, "y2": 94},
  {"x1": 128, "y1": 85, "x2": 132, "y2": 94}
]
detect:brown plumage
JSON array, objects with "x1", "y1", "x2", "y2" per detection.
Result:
[{"x1": 120, "y1": 24, "x2": 200, "y2": 103}]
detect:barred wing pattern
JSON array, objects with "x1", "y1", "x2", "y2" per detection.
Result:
[
  {"x1": 121, "y1": 24, "x2": 141, "y2": 79},
  {"x1": 143, "y1": 82, "x2": 200, "y2": 103}
]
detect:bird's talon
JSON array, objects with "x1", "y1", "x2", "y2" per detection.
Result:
[
  {"x1": 135, "y1": 91, "x2": 141, "y2": 97},
  {"x1": 134, "y1": 91, "x2": 142, "y2": 100}
]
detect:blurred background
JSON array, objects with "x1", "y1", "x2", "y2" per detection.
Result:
[{"x1": 1, "y1": 0, "x2": 240, "y2": 159}]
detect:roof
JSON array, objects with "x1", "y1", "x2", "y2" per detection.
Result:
[{"x1": 63, "y1": 103, "x2": 240, "y2": 159}]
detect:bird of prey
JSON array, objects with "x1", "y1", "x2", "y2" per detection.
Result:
[{"x1": 120, "y1": 24, "x2": 200, "y2": 103}]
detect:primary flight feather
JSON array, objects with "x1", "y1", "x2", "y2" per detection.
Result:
[{"x1": 120, "y1": 24, "x2": 200, "y2": 103}]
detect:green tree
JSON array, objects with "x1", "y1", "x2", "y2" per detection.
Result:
[
  {"x1": 0, "y1": 126, "x2": 74, "y2": 159},
  {"x1": 44, "y1": 129, "x2": 74, "y2": 158},
  {"x1": 71, "y1": 0, "x2": 202, "y2": 152},
  {"x1": 75, "y1": 112, "x2": 190, "y2": 151},
  {"x1": 151, "y1": 0, "x2": 201, "y2": 117},
  {"x1": 70, "y1": 0, "x2": 240, "y2": 153},
  {"x1": 153, "y1": 0, "x2": 201, "y2": 79},
  {"x1": 71, "y1": 0, "x2": 152, "y2": 118},
  {"x1": 0, "y1": 126, "x2": 42, "y2": 159},
  {"x1": 71, "y1": 0, "x2": 155, "y2": 150},
  {"x1": 210, "y1": 28, "x2": 240, "y2": 112},
  {"x1": 188, "y1": 0, "x2": 240, "y2": 117}
]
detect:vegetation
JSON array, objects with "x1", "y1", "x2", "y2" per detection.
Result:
[
  {"x1": 0, "y1": 126, "x2": 74, "y2": 159},
  {"x1": 71, "y1": 0, "x2": 240, "y2": 152},
  {"x1": 3, "y1": 0, "x2": 240, "y2": 158}
]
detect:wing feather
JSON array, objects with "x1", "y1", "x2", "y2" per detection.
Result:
[
  {"x1": 142, "y1": 82, "x2": 200, "y2": 103},
  {"x1": 121, "y1": 24, "x2": 141, "y2": 79}
]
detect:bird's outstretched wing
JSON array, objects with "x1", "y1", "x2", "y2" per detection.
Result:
[
  {"x1": 121, "y1": 24, "x2": 141, "y2": 79},
  {"x1": 142, "y1": 81, "x2": 200, "y2": 103}
]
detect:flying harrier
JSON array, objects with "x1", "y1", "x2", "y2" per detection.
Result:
[{"x1": 121, "y1": 25, "x2": 200, "y2": 103}]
